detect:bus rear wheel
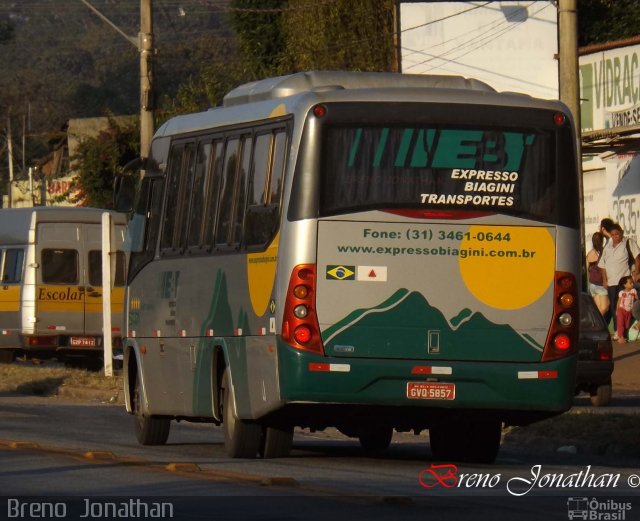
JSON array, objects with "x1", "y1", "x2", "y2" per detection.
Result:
[
  {"x1": 260, "y1": 425, "x2": 294, "y2": 458},
  {"x1": 221, "y1": 369, "x2": 261, "y2": 458},
  {"x1": 429, "y1": 419, "x2": 501, "y2": 464},
  {"x1": 133, "y1": 376, "x2": 170, "y2": 446}
]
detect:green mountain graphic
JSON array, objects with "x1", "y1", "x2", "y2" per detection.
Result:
[{"x1": 323, "y1": 290, "x2": 543, "y2": 362}]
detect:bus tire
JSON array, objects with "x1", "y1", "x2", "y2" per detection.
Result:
[
  {"x1": 260, "y1": 425, "x2": 294, "y2": 459},
  {"x1": 429, "y1": 420, "x2": 501, "y2": 464},
  {"x1": 133, "y1": 376, "x2": 170, "y2": 446},
  {"x1": 358, "y1": 425, "x2": 393, "y2": 452},
  {"x1": 221, "y1": 369, "x2": 261, "y2": 458}
]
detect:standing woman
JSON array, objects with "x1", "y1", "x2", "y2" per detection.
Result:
[{"x1": 587, "y1": 231, "x2": 610, "y2": 316}]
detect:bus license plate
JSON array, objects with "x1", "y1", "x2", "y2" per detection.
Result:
[
  {"x1": 407, "y1": 382, "x2": 455, "y2": 400},
  {"x1": 70, "y1": 337, "x2": 96, "y2": 347}
]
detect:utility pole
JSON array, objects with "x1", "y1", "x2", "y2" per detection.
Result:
[
  {"x1": 139, "y1": 0, "x2": 153, "y2": 160},
  {"x1": 80, "y1": 0, "x2": 154, "y2": 163},
  {"x1": 6, "y1": 112, "x2": 14, "y2": 208},
  {"x1": 558, "y1": 0, "x2": 584, "y2": 253}
]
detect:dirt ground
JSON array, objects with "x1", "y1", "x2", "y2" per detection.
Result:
[{"x1": 611, "y1": 340, "x2": 640, "y2": 393}]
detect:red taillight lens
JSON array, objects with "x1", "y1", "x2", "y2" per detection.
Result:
[
  {"x1": 553, "y1": 334, "x2": 571, "y2": 350},
  {"x1": 542, "y1": 271, "x2": 578, "y2": 362},
  {"x1": 282, "y1": 264, "x2": 323, "y2": 354},
  {"x1": 553, "y1": 112, "x2": 567, "y2": 126},
  {"x1": 597, "y1": 341, "x2": 612, "y2": 361},
  {"x1": 313, "y1": 104, "x2": 327, "y2": 118},
  {"x1": 294, "y1": 326, "x2": 312, "y2": 344},
  {"x1": 26, "y1": 336, "x2": 58, "y2": 347}
]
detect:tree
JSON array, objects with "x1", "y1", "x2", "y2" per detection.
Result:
[
  {"x1": 578, "y1": 0, "x2": 640, "y2": 46},
  {"x1": 63, "y1": 118, "x2": 139, "y2": 209},
  {"x1": 228, "y1": 0, "x2": 396, "y2": 78},
  {"x1": 281, "y1": 0, "x2": 396, "y2": 72}
]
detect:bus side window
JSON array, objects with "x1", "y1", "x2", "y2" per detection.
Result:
[
  {"x1": 161, "y1": 143, "x2": 194, "y2": 255},
  {"x1": 175, "y1": 144, "x2": 196, "y2": 251},
  {"x1": 245, "y1": 129, "x2": 287, "y2": 248},
  {"x1": 42, "y1": 249, "x2": 78, "y2": 284},
  {"x1": 2, "y1": 248, "x2": 23, "y2": 283},
  {"x1": 269, "y1": 130, "x2": 286, "y2": 205},
  {"x1": 231, "y1": 135, "x2": 252, "y2": 247},
  {"x1": 203, "y1": 141, "x2": 224, "y2": 250},
  {"x1": 215, "y1": 138, "x2": 240, "y2": 248},
  {"x1": 186, "y1": 141, "x2": 213, "y2": 250}
]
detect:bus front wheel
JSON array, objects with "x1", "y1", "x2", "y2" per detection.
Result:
[
  {"x1": 133, "y1": 376, "x2": 170, "y2": 446},
  {"x1": 221, "y1": 369, "x2": 261, "y2": 458},
  {"x1": 429, "y1": 420, "x2": 501, "y2": 464}
]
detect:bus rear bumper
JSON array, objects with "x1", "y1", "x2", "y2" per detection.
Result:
[{"x1": 276, "y1": 342, "x2": 576, "y2": 426}]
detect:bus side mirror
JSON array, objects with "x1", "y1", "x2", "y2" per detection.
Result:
[
  {"x1": 113, "y1": 175, "x2": 137, "y2": 213},
  {"x1": 114, "y1": 157, "x2": 148, "y2": 212}
]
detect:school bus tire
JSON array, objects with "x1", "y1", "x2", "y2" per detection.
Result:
[
  {"x1": 0, "y1": 349, "x2": 15, "y2": 364},
  {"x1": 260, "y1": 425, "x2": 294, "y2": 458},
  {"x1": 221, "y1": 368, "x2": 261, "y2": 458},
  {"x1": 133, "y1": 374, "x2": 170, "y2": 446},
  {"x1": 429, "y1": 419, "x2": 501, "y2": 464}
]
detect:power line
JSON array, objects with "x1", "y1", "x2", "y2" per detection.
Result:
[{"x1": 403, "y1": 2, "x2": 550, "y2": 74}]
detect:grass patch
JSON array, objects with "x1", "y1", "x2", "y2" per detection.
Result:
[{"x1": 0, "y1": 363, "x2": 121, "y2": 396}]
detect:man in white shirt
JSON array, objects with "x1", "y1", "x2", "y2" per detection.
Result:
[{"x1": 598, "y1": 223, "x2": 640, "y2": 335}]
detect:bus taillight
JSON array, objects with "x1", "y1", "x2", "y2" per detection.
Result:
[
  {"x1": 542, "y1": 271, "x2": 578, "y2": 361},
  {"x1": 282, "y1": 264, "x2": 324, "y2": 355}
]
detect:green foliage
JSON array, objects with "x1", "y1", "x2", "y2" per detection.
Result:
[
  {"x1": 578, "y1": 0, "x2": 640, "y2": 46},
  {"x1": 281, "y1": 0, "x2": 396, "y2": 72},
  {"x1": 64, "y1": 118, "x2": 139, "y2": 209},
  {"x1": 228, "y1": 0, "x2": 396, "y2": 79},
  {"x1": 229, "y1": 0, "x2": 288, "y2": 77}
]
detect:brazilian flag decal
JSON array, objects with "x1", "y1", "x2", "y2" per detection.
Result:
[{"x1": 326, "y1": 265, "x2": 355, "y2": 280}]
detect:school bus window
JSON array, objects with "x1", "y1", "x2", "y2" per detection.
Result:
[
  {"x1": 88, "y1": 250, "x2": 126, "y2": 287},
  {"x1": 2, "y1": 248, "x2": 24, "y2": 283},
  {"x1": 42, "y1": 249, "x2": 78, "y2": 284},
  {"x1": 216, "y1": 138, "x2": 240, "y2": 247}
]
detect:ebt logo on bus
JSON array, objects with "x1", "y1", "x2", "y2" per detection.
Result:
[{"x1": 458, "y1": 225, "x2": 555, "y2": 310}]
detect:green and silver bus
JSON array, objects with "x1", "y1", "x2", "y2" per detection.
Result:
[{"x1": 120, "y1": 71, "x2": 580, "y2": 463}]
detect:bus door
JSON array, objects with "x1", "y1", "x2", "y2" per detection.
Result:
[
  {"x1": 35, "y1": 223, "x2": 86, "y2": 339},
  {"x1": 83, "y1": 224, "x2": 126, "y2": 341}
]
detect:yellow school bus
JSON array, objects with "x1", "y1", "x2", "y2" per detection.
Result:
[{"x1": 0, "y1": 207, "x2": 127, "y2": 366}]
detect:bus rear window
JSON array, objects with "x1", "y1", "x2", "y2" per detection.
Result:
[
  {"x1": 42, "y1": 249, "x2": 78, "y2": 284},
  {"x1": 320, "y1": 126, "x2": 555, "y2": 220}
]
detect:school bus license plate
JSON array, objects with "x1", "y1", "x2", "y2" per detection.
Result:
[
  {"x1": 407, "y1": 382, "x2": 455, "y2": 400},
  {"x1": 70, "y1": 337, "x2": 97, "y2": 347}
]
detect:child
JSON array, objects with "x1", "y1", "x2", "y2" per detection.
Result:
[{"x1": 616, "y1": 275, "x2": 638, "y2": 343}]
